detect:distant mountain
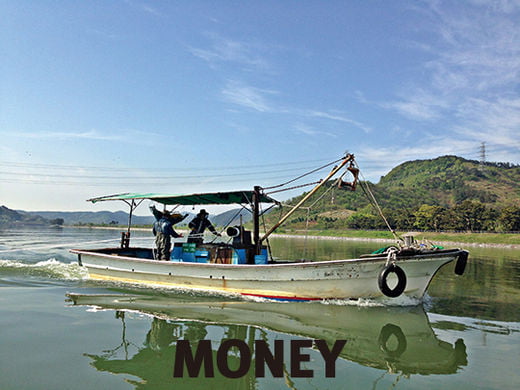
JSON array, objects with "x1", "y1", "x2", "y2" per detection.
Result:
[
  {"x1": 29, "y1": 210, "x2": 156, "y2": 226},
  {"x1": 4, "y1": 208, "x2": 252, "y2": 228},
  {"x1": 210, "y1": 208, "x2": 253, "y2": 227},
  {"x1": 0, "y1": 206, "x2": 51, "y2": 227}
]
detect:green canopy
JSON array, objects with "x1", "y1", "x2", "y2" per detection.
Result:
[{"x1": 87, "y1": 190, "x2": 278, "y2": 206}]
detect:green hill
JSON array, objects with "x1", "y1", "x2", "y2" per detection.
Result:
[
  {"x1": 271, "y1": 156, "x2": 520, "y2": 232},
  {"x1": 377, "y1": 155, "x2": 520, "y2": 209}
]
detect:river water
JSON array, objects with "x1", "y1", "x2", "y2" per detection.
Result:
[{"x1": 0, "y1": 227, "x2": 518, "y2": 390}]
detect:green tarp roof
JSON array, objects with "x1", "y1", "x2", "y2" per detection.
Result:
[{"x1": 87, "y1": 190, "x2": 278, "y2": 205}]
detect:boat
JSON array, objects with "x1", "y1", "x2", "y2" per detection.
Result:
[
  {"x1": 66, "y1": 292, "x2": 468, "y2": 381},
  {"x1": 70, "y1": 153, "x2": 469, "y2": 302}
]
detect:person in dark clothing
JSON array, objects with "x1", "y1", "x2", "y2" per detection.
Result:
[
  {"x1": 188, "y1": 209, "x2": 221, "y2": 244},
  {"x1": 150, "y1": 205, "x2": 187, "y2": 260}
]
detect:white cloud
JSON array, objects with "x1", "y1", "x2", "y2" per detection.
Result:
[
  {"x1": 2, "y1": 129, "x2": 123, "y2": 141},
  {"x1": 383, "y1": 99, "x2": 440, "y2": 121},
  {"x1": 453, "y1": 97, "x2": 520, "y2": 145},
  {"x1": 293, "y1": 123, "x2": 336, "y2": 138},
  {"x1": 376, "y1": 0, "x2": 520, "y2": 160},
  {"x1": 221, "y1": 80, "x2": 372, "y2": 136},
  {"x1": 189, "y1": 33, "x2": 271, "y2": 71},
  {"x1": 307, "y1": 111, "x2": 372, "y2": 133},
  {"x1": 221, "y1": 80, "x2": 276, "y2": 112},
  {"x1": 356, "y1": 136, "x2": 481, "y2": 182},
  {"x1": 125, "y1": 0, "x2": 164, "y2": 18},
  {"x1": 1, "y1": 128, "x2": 163, "y2": 145}
]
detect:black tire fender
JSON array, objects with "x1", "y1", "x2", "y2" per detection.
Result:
[
  {"x1": 455, "y1": 250, "x2": 469, "y2": 275},
  {"x1": 378, "y1": 263, "x2": 407, "y2": 298},
  {"x1": 378, "y1": 323, "x2": 407, "y2": 358}
]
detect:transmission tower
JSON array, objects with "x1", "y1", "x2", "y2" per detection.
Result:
[{"x1": 479, "y1": 142, "x2": 486, "y2": 170}]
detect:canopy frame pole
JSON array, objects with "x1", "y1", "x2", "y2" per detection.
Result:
[
  {"x1": 260, "y1": 153, "x2": 354, "y2": 243},
  {"x1": 253, "y1": 185, "x2": 261, "y2": 258},
  {"x1": 120, "y1": 199, "x2": 144, "y2": 248}
]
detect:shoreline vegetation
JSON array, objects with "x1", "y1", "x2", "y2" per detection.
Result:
[
  {"x1": 274, "y1": 230, "x2": 520, "y2": 249},
  {"x1": 75, "y1": 225, "x2": 520, "y2": 249}
]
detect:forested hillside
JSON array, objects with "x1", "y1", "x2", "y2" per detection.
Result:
[{"x1": 273, "y1": 156, "x2": 520, "y2": 232}]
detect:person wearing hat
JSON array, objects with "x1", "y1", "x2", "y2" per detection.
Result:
[
  {"x1": 188, "y1": 209, "x2": 221, "y2": 245},
  {"x1": 150, "y1": 205, "x2": 187, "y2": 260}
]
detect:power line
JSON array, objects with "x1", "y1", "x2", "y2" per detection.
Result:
[
  {"x1": 0, "y1": 157, "x2": 332, "y2": 172},
  {"x1": 0, "y1": 171, "x2": 331, "y2": 187},
  {"x1": 0, "y1": 164, "x2": 329, "y2": 180},
  {"x1": 1, "y1": 145, "x2": 517, "y2": 189}
]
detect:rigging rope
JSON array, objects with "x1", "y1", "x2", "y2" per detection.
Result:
[
  {"x1": 262, "y1": 157, "x2": 344, "y2": 191},
  {"x1": 300, "y1": 174, "x2": 346, "y2": 258},
  {"x1": 261, "y1": 155, "x2": 401, "y2": 246},
  {"x1": 259, "y1": 204, "x2": 274, "y2": 261},
  {"x1": 354, "y1": 161, "x2": 402, "y2": 242},
  {"x1": 265, "y1": 180, "x2": 321, "y2": 195}
]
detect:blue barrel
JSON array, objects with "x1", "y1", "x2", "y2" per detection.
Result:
[
  {"x1": 182, "y1": 252, "x2": 196, "y2": 262},
  {"x1": 233, "y1": 249, "x2": 247, "y2": 264},
  {"x1": 182, "y1": 243, "x2": 196, "y2": 262},
  {"x1": 195, "y1": 250, "x2": 209, "y2": 263},
  {"x1": 171, "y1": 245, "x2": 183, "y2": 261},
  {"x1": 254, "y1": 254, "x2": 268, "y2": 265}
]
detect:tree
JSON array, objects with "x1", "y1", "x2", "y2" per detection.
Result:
[
  {"x1": 498, "y1": 206, "x2": 520, "y2": 231},
  {"x1": 383, "y1": 208, "x2": 415, "y2": 231},
  {"x1": 50, "y1": 218, "x2": 64, "y2": 226},
  {"x1": 413, "y1": 205, "x2": 446, "y2": 231},
  {"x1": 346, "y1": 212, "x2": 380, "y2": 229},
  {"x1": 452, "y1": 200, "x2": 487, "y2": 232}
]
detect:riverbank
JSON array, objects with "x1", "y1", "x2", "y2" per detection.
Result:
[
  {"x1": 274, "y1": 229, "x2": 520, "y2": 249},
  {"x1": 75, "y1": 225, "x2": 520, "y2": 249}
]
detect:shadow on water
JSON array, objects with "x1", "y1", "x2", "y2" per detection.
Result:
[{"x1": 67, "y1": 293, "x2": 468, "y2": 389}]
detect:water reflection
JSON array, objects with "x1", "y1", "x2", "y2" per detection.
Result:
[
  {"x1": 427, "y1": 250, "x2": 520, "y2": 322},
  {"x1": 67, "y1": 293, "x2": 467, "y2": 388}
]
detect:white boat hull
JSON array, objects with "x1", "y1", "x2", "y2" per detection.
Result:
[{"x1": 71, "y1": 247, "x2": 466, "y2": 301}]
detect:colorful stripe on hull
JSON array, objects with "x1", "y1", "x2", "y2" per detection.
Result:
[{"x1": 241, "y1": 293, "x2": 325, "y2": 302}]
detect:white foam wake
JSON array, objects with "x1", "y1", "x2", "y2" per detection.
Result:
[{"x1": 0, "y1": 258, "x2": 89, "y2": 281}]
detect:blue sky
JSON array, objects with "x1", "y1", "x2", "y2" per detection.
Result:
[{"x1": 1, "y1": 0, "x2": 519, "y2": 213}]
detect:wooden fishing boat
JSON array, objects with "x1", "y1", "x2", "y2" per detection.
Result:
[{"x1": 71, "y1": 153, "x2": 469, "y2": 302}]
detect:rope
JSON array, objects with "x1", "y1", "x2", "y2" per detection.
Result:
[
  {"x1": 297, "y1": 177, "x2": 343, "y2": 260},
  {"x1": 259, "y1": 204, "x2": 274, "y2": 261},
  {"x1": 265, "y1": 180, "x2": 321, "y2": 195},
  {"x1": 209, "y1": 207, "x2": 247, "y2": 244},
  {"x1": 385, "y1": 247, "x2": 398, "y2": 266},
  {"x1": 355, "y1": 161, "x2": 401, "y2": 242},
  {"x1": 308, "y1": 179, "x2": 338, "y2": 209},
  {"x1": 262, "y1": 157, "x2": 343, "y2": 191},
  {"x1": 302, "y1": 208, "x2": 310, "y2": 260}
]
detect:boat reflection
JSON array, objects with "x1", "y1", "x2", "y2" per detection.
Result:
[{"x1": 67, "y1": 293, "x2": 467, "y2": 388}]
